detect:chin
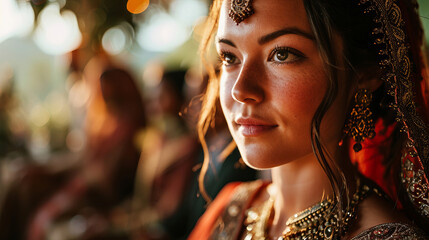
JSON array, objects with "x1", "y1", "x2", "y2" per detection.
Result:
[
  {"x1": 240, "y1": 153, "x2": 284, "y2": 170},
  {"x1": 238, "y1": 144, "x2": 312, "y2": 170}
]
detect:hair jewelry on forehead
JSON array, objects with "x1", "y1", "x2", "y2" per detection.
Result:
[{"x1": 229, "y1": 0, "x2": 254, "y2": 24}]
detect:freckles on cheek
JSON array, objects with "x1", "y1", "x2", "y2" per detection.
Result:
[
  {"x1": 285, "y1": 90, "x2": 318, "y2": 119},
  {"x1": 274, "y1": 73, "x2": 327, "y2": 119}
]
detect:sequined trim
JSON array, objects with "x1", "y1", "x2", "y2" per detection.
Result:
[
  {"x1": 210, "y1": 180, "x2": 266, "y2": 240},
  {"x1": 402, "y1": 142, "x2": 429, "y2": 216},
  {"x1": 351, "y1": 222, "x2": 428, "y2": 240},
  {"x1": 359, "y1": 0, "x2": 429, "y2": 218}
]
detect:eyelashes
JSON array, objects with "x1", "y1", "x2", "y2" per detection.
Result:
[
  {"x1": 217, "y1": 46, "x2": 306, "y2": 67},
  {"x1": 268, "y1": 46, "x2": 305, "y2": 64},
  {"x1": 218, "y1": 50, "x2": 239, "y2": 66}
]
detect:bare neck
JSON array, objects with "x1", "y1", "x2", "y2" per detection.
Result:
[
  {"x1": 267, "y1": 148, "x2": 357, "y2": 238},
  {"x1": 268, "y1": 153, "x2": 333, "y2": 237}
]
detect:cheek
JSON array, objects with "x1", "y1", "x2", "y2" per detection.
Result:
[{"x1": 272, "y1": 69, "x2": 327, "y2": 121}]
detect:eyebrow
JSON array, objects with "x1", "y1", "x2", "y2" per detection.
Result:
[
  {"x1": 217, "y1": 27, "x2": 314, "y2": 47},
  {"x1": 217, "y1": 38, "x2": 236, "y2": 47},
  {"x1": 258, "y1": 27, "x2": 314, "y2": 44}
]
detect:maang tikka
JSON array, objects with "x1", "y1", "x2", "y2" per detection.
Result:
[
  {"x1": 344, "y1": 89, "x2": 376, "y2": 152},
  {"x1": 229, "y1": 0, "x2": 254, "y2": 25}
]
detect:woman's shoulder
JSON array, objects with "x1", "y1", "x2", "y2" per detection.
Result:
[{"x1": 351, "y1": 222, "x2": 428, "y2": 240}]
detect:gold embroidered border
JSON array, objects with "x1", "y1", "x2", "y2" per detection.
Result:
[
  {"x1": 210, "y1": 180, "x2": 265, "y2": 239},
  {"x1": 359, "y1": 0, "x2": 429, "y2": 217}
]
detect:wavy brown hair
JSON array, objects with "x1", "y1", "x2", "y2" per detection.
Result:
[{"x1": 197, "y1": 0, "x2": 380, "y2": 228}]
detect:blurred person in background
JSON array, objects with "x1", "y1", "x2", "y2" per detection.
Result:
[
  {"x1": 131, "y1": 68, "x2": 200, "y2": 239},
  {"x1": 0, "y1": 50, "x2": 147, "y2": 240}
]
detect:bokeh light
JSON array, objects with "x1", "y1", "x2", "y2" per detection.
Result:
[
  {"x1": 0, "y1": 0, "x2": 34, "y2": 43},
  {"x1": 170, "y1": 0, "x2": 207, "y2": 27},
  {"x1": 136, "y1": 0, "x2": 207, "y2": 53},
  {"x1": 68, "y1": 80, "x2": 91, "y2": 109},
  {"x1": 137, "y1": 11, "x2": 188, "y2": 52},
  {"x1": 30, "y1": 104, "x2": 50, "y2": 128},
  {"x1": 102, "y1": 27, "x2": 127, "y2": 55},
  {"x1": 142, "y1": 60, "x2": 164, "y2": 88},
  {"x1": 33, "y1": 3, "x2": 82, "y2": 55},
  {"x1": 66, "y1": 129, "x2": 85, "y2": 152},
  {"x1": 127, "y1": 0, "x2": 150, "y2": 14},
  {"x1": 102, "y1": 22, "x2": 134, "y2": 55}
]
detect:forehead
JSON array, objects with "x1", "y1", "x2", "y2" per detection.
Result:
[{"x1": 218, "y1": 0, "x2": 311, "y2": 39}]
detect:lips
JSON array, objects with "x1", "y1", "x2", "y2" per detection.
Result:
[{"x1": 235, "y1": 117, "x2": 278, "y2": 137}]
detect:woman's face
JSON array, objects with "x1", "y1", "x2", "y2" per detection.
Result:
[{"x1": 217, "y1": 0, "x2": 349, "y2": 169}]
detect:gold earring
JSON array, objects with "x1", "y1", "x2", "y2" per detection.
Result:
[
  {"x1": 344, "y1": 89, "x2": 376, "y2": 152},
  {"x1": 229, "y1": 0, "x2": 254, "y2": 25}
]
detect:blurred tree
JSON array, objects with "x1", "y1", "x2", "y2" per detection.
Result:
[
  {"x1": 18, "y1": 0, "x2": 214, "y2": 68},
  {"x1": 18, "y1": 0, "x2": 136, "y2": 69},
  {"x1": 418, "y1": 0, "x2": 429, "y2": 43}
]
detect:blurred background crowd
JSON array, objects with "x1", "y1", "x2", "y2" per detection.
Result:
[{"x1": 0, "y1": 0, "x2": 427, "y2": 239}]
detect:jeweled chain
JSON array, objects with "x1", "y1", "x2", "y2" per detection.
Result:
[
  {"x1": 243, "y1": 182, "x2": 372, "y2": 240},
  {"x1": 281, "y1": 182, "x2": 370, "y2": 240}
]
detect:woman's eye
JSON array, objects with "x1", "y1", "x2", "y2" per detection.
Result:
[
  {"x1": 274, "y1": 50, "x2": 289, "y2": 62},
  {"x1": 269, "y1": 47, "x2": 303, "y2": 64},
  {"x1": 219, "y1": 52, "x2": 239, "y2": 66}
]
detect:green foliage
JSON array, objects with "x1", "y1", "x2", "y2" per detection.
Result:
[{"x1": 418, "y1": 0, "x2": 429, "y2": 44}]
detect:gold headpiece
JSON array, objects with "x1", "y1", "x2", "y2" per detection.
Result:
[{"x1": 229, "y1": 0, "x2": 254, "y2": 24}]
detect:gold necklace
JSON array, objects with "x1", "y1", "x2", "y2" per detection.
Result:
[{"x1": 242, "y1": 181, "x2": 371, "y2": 240}]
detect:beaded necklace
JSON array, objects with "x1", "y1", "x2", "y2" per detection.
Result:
[{"x1": 242, "y1": 181, "x2": 372, "y2": 240}]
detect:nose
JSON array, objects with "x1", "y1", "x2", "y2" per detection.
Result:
[{"x1": 231, "y1": 63, "x2": 264, "y2": 104}]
